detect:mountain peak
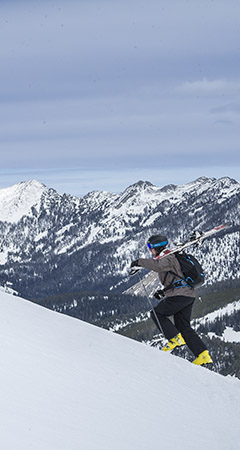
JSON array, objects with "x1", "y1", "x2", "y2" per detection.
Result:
[
  {"x1": 127, "y1": 180, "x2": 154, "y2": 190},
  {"x1": 24, "y1": 179, "x2": 48, "y2": 190},
  {"x1": 195, "y1": 176, "x2": 216, "y2": 182},
  {"x1": 0, "y1": 179, "x2": 47, "y2": 223},
  {"x1": 185, "y1": 176, "x2": 216, "y2": 187},
  {"x1": 121, "y1": 180, "x2": 156, "y2": 196},
  {"x1": 218, "y1": 176, "x2": 238, "y2": 186}
]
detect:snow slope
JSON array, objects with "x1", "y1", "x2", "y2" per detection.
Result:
[{"x1": 0, "y1": 290, "x2": 240, "y2": 450}]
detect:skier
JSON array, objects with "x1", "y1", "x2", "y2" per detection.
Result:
[{"x1": 131, "y1": 234, "x2": 212, "y2": 365}]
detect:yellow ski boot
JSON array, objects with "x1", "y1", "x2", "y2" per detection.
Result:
[
  {"x1": 162, "y1": 333, "x2": 186, "y2": 352},
  {"x1": 193, "y1": 350, "x2": 213, "y2": 365}
]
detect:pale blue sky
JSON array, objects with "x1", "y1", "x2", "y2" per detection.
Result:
[{"x1": 0, "y1": 0, "x2": 240, "y2": 196}]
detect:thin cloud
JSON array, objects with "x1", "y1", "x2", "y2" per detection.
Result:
[{"x1": 176, "y1": 78, "x2": 240, "y2": 96}]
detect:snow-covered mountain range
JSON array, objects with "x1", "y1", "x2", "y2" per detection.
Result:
[
  {"x1": 1, "y1": 288, "x2": 240, "y2": 450},
  {"x1": 0, "y1": 176, "x2": 239, "y2": 299}
]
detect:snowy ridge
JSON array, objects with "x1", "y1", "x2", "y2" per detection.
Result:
[
  {"x1": 197, "y1": 299, "x2": 240, "y2": 323},
  {"x1": 195, "y1": 299, "x2": 240, "y2": 343},
  {"x1": 0, "y1": 289, "x2": 240, "y2": 450}
]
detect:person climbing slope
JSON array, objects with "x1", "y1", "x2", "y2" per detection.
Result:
[{"x1": 131, "y1": 234, "x2": 212, "y2": 365}]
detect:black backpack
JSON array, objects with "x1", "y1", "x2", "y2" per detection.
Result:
[{"x1": 164, "y1": 251, "x2": 205, "y2": 292}]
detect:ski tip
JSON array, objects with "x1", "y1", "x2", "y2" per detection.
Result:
[
  {"x1": 216, "y1": 222, "x2": 233, "y2": 231},
  {"x1": 216, "y1": 222, "x2": 232, "y2": 229}
]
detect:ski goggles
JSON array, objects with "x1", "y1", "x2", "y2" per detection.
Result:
[{"x1": 147, "y1": 240, "x2": 168, "y2": 249}]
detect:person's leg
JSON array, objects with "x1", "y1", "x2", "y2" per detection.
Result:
[
  {"x1": 150, "y1": 310, "x2": 177, "y2": 339},
  {"x1": 151, "y1": 296, "x2": 194, "y2": 340},
  {"x1": 174, "y1": 304, "x2": 207, "y2": 357}
]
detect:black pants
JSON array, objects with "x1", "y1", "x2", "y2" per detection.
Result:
[{"x1": 151, "y1": 295, "x2": 206, "y2": 357}]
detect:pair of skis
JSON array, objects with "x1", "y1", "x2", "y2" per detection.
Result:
[{"x1": 130, "y1": 222, "x2": 232, "y2": 276}]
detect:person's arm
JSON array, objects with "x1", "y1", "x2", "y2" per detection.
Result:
[
  {"x1": 138, "y1": 254, "x2": 174, "y2": 273},
  {"x1": 138, "y1": 257, "x2": 159, "y2": 272}
]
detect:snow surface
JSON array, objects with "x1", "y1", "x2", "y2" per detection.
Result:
[
  {"x1": 0, "y1": 290, "x2": 240, "y2": 450},
  {"x1": 208, "y1": 327, "x2": 240, "y2": 343},
  {"x1": 222, "y1": 326, "x2": 240, "y2": 342}
]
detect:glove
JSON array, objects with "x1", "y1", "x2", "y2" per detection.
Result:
[
  {"x1": 154, "y1": 289, "x2": 164, "y2": 300},
  {"x1": 129, "y1": 259, "x2": 140, "y2": 276},
  {"x1": 130, "y1": 259, "x2": 139, "y2": 268}
]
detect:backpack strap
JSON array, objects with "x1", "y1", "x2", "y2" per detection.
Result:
[{"x1": 163, "y1": 270, "x2": 191, "y2": 293}]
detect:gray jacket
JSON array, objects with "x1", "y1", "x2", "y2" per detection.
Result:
[{"x1": 138, "y1": 253, "x2": 195, "y2": 298}]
